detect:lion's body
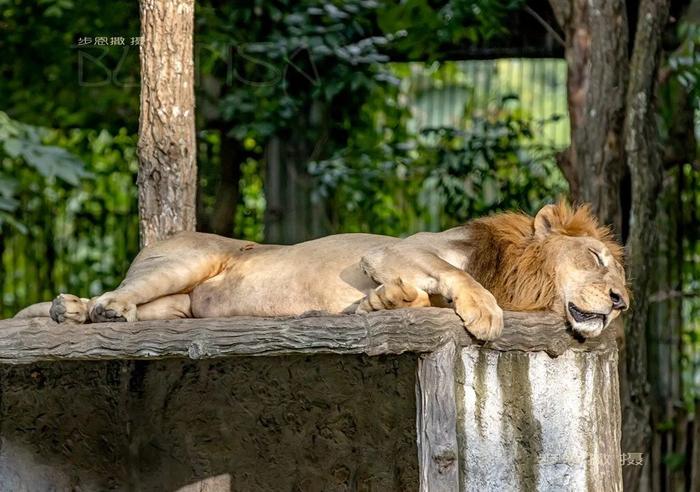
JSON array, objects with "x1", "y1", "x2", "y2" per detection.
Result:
[
  {"x1": 15, "y1": 202, "x2": 629, "y2": 341},
  {"x1": 186, "y1": 233, "x2": 395, "y2": 317}
]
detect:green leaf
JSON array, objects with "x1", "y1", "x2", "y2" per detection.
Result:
[
  {"x1": 16, "y1": 142, "x2": 90, "y2": 185},
  {"x1": 0, "y1": 196, "x2": 18, "y2": 212},
  {"x1": 662, "y1": 452, "x2": 685, "y2": 471},
  {"x1": 0, "y1": 177, "x2": 18, "y2": 197}
]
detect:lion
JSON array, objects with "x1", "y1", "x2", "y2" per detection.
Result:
[{"x1": 14, "y1": 202, "x2": 629, "y2": 340}]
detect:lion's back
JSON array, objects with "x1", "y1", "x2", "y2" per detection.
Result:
[{"x1": 190, "y1": 233, "x2": 399, "y2": 317}]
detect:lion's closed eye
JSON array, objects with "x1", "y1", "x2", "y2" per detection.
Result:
[{"x1": 588, "y1": 249, "x2": 605, "y2": 268}]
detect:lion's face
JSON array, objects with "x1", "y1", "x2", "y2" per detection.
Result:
[
  {"x1": 532, "y1": 203, "x2": 629, "y2": 338},
  {"x1": 549, "y1": 235, "x2": 628, "y2": 337}
]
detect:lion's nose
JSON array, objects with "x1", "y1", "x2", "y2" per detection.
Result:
[{"x1": 610, "y1": 290, "x2": 627, "y2": 311}]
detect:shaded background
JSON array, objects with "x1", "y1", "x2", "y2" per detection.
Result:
[{"x1": 0, "y1": 0, "x2": 698, "y2": 489}]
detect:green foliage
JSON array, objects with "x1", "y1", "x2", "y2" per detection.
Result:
[
  {"x1": 0, "y1": 0, "x2": 140, "y2": 130},
  {"x1": 669, "y1": 22, "x2": 700, "y2": 101},
  {"x1": 0, "y1": 123, "x2": 138, "y2": 316},
  {"x1": 0, "y1": 111, "x2": 89, "y2": 229},
  {"x1": 309, "y1": 60, "x2": 567, "y2": 236},
  {"x1": 377, "y1": 0, "x2": 523, "y2": 59},
  {"x1": 197, "y1": 0, "x2": 397, "y2": 144},
  {"x1": 311, "y1": 94, "x2": 566, "y2": 236},
  {"x1": 235, "y1": 158, "x2": 266, "y2": 242},
  {"x1": 662, "y1": 452, "x2": 686, "y2": 472},
  {"x1": 659, "y1": 18, "x2": 700, "y2": 408}
]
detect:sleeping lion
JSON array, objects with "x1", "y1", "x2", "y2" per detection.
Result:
[{"x1": 15, "y1": 202, "x2": 629, "y2": 340}]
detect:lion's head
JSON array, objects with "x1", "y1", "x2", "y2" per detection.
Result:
[
  {"x1": 470, "y1": 202, "x2": 629, "y2": 338},
  {"x1": 532, "y1": 203, "x2": 628, "y2": 337}
]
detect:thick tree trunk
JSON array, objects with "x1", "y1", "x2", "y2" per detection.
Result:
[
  {"x1": 548, "y1": 0, "x2": 629, "y2": 233},
  {"x1": 548, "y1": 1, "x2": 671, "y2": 490},
  {"x1": 621, "y1": 1, "x2": 671, "y2": 490},
  {"x1": 137, "y1": 0, "x2": 197, "y2": 248}
]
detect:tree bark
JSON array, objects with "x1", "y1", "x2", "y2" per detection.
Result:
[
  {"x1": 621, "y1": 1, "x2": 671, "y2": 490},
  {"x1": 548, "y1": 1, "x2": 672, "y2": 489},
  {"x1": 548, "y1": 0, "x2": 629, "y2": 233},
  {"x1": 137, "y1": 0, "x2": 197, "y2": 248}
]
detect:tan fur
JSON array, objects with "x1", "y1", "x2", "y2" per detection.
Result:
[
  {"x1": 467, "y1": 202, "x2": 624, "y2": 312},
  {"x1": 16, "y1": 202, "x2": 628, "y2": 341}
]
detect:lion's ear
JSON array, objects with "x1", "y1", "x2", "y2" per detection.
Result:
[{"x1": 533, "y1": 204, "x2": 560, "y2": 239}]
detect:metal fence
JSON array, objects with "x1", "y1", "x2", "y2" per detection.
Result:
[{"x1": 400, "y1": 59, "x2": 569, "y2": 147}]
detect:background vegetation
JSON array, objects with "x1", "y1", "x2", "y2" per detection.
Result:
[{"x1": 0, "y1": 0, "x2": 698, "y2": 488}]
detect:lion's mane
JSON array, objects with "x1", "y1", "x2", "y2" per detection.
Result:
[{"x1": 464, "y1": 202, "x2": 624, "y2": 311}]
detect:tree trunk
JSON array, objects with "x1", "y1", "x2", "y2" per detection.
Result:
[
  {"x1": 621, "y1": 1, "x2": 671, "y2": 490},
  {"x1": 548, "y1": 1, "x2": 671, "y2": 489},
  {"x1": 548, "y1": 0, "x2": 628, "y2": 233},
  {"x1": 137, "y1": 0, "x2": 197, "y2": 248}
]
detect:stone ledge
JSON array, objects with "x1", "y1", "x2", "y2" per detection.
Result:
[{"x1": 0, "y1": 308, "x2": 616, "y2": 365}]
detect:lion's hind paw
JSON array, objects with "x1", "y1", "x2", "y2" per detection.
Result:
[
  {"x1": 89, "y1": 294, "x2": 137, "y2": 323},
  {"x1": 50, "y1": 294, "x2": 89, "y2": 324}
]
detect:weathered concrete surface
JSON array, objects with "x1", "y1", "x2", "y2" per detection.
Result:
[
  {"x1": 458, "y1": 347, "x2": 622, "y2": 492},
  {"x1": 0, "y1": 310, "x2": 622, "y2": 491},
  {"x1": 0, "y1": 355, "x2": 418, "y2": 491},
  {"x1": 0, "y1": 309, "x2": 613, "y2": 364}
]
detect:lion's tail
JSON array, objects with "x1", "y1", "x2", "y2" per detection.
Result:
[{"x1": 13, "y1": 302, "x2": 52, "y2": 319}]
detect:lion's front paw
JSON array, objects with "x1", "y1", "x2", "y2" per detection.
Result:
[
  {"x1": 454, "y1": 288, "x2": 503, "y2": 341},
  {"x1": 89, "y1": 293, "x2": 137, "y2": 323},
  {"x1": 356, "y1": 279, "x2": 430, "y2": 314},
  {"x1": 50, "y1": 294, "x2": 90, "y2": 324}
]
